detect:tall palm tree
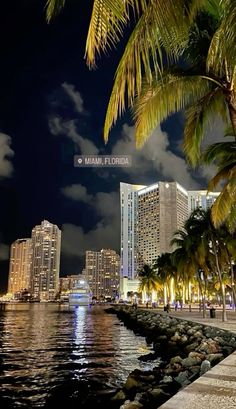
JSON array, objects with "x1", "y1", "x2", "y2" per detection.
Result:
[
  {"x1": 154, "y1": 253, "x2": 176, "y2": 304},
  {"x1": 171, "y1": 225, "x2": 210, "y2": 317},
  {"x1": 138, "y1": 264, "x2": 160, "y2": 304},
  {"x1": 46, "y1": 1, "x2": 236, "y2": 228},
  {"x1": 187, "y1": 208, "x2": 230, "y2": 321}
]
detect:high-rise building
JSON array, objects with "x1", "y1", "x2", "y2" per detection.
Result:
[
  {"x1": 120, "y1": 182, "x2": 146, "y2": 279},
  {"x1": 120, "y1": 181, "x2": 189, "y2": 277},
  {"x1": 8, "y1": 238, "x2": 32, "y2": 296},
  {"x1": 31, "y1": 220, "x2": 61, "y2": 301},
  {"x1": 85, "y1": 249, "x2": 120, "y2": 299},
  {"x1": 59, "y1": 275, "x2": 84, "y2": 292},
  {"x1": 137, "y1": 182, "x2": 188, "y2": 269},
  {"x1": 188, "y1": 190, "x2": 220, "y2": 214}
]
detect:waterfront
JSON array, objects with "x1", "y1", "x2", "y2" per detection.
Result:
[{"x1": 0, "y1": 304, "x2": 157, "y2": 408}]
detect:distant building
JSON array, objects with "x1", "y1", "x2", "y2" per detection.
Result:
[
  {"x1": 188, "y1": 190, "x2": 220, "y2": 214},
  {"x1": 119, "y1": 277, "x2": 140, "y2": 300},
  {"x1": 59, "y1": 275, "x2": 83, "y2": 292},
  {"x1": 8, "y1": 238, "x2": 32, "y2": 296},
  {"x1": 85, "y1": 249, "x2": 120, "y2": 299},
  {"x1": 31, "y1": 220, "x2": 61, "y2": 301}
]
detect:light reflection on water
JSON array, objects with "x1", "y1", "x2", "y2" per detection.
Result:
[{"x1": 0, "y1": 304, "x2": 158, "y2": 408}]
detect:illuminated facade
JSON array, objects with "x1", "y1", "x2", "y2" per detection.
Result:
[
  {"x1": 120, "y1": 181, "x2": 189, "y2": 276},
  {"x1": 188, "y1": 190, "x2": 220, "y2": 213},
  {"x1": 85, "y1": 249, "x2": 120, "y2": 299},
  {"x1": 120, "y1": 182, "x2": 146, "y2": 279},
  {"x1": 137, "y1": 182, "x2": 188, "y2": 270},
  {"x1": 31, "y1": 220, "x2": 61, "y2": 301},
  {"x1": 59, "y1": 275, "x2": 84, "y2": 292},
  {"x1": 8, "y1": 238, "x2": 32, "y2": 296}
]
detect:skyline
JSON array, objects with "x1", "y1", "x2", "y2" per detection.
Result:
[
  {"x1": 0, "y1": 0, "x2": 224, "y2": 291},
  {"x1": 5, "y1": 183, "x2": 220, "y2": 297}
]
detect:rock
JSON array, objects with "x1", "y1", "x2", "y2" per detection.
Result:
[
  {"x1": 181, "y1": 356, "x2": 202, "y2": 368},
  {"x1": 170, "y1": 356, "x2": 183, "y2": 365},
  {"x1": 120, "y1": 400, "x2": 143, "y2": 409},
  {"x1": 206, "y1": 353, "x2": 224, "y2": 364},
  {"x1": 200, "y1": 360, "x2": 211, "y2": 375},
  {"x1": 134, "y1": 393, "x2": 143, "y2": 402},
  {"x1": 174, "y1": 370, "x2": 189, "y2": 386},
  {"x1": 185, "y1": 341, "x2": 200, "y2": 353},
  {"x1": 161, "y1": 376, "x2": 173, "y2": 384},
  {"x1": 197, "y1": 339, "x2": 220, "y2": 354},
  {"x1": 111, "y1": 390, "x2": 127, "y2": 401},
  {"x1": 188, "y1": 351, "x2": 205, "y2": 361},
  {"x1": 125, "y1": 375, "x2": 141, "y2": 390}
]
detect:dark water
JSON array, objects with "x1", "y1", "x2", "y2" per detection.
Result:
[{"x1": 0, "y1": 304, "x2": 157, "y2": 408}]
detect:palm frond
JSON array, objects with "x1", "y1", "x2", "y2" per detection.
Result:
[
  {"x1": 226, "y1": 205, "x2": 236, "y2": 233},
  {"x1": 85, "y1": 0, "x2": 130, "y2": 69},
  {"x1": 202, "y1": 141, "x2": 236, "y2": 165},
  {"x1": 211, "y1": 188, "x2": 233, "y2": 227},
  {"x1": 208, "y1": 166, "x2": 231, "y2": 191},
  {"x1": 206, "y1": 25, "x2": 227, "y2": 77},
  {"x1": 183, "y1": 88, "x2": 226, "y2": 165},
  {"x1": 45, "y1": 0, "x2": 65, "y2": 22},
  {"x1": 134, "y1": 73, "x2": 212, "y2": 147},
  {"x1": 103, "y1": 0, "x2": 205, "y2": 141},
  {"x1": 218, "y1": 0, "x2": 236, "y2": 72}
]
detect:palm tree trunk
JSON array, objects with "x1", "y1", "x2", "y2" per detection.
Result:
[
  {"x1": 170, "y1": 277, "x2": 175, "y2": 303},
  {"x1": 212, "y1": 240, "x2": 227, "y2": 322},
  {"x1": 229, "y1": 257, "x2": 236, "y2": 311},
  {"x1": 198, "y1": 279, "x2": 206, "y2": 318},
  {"x1": 164, "y1": 284, "x2": 167, "y2": 305}
]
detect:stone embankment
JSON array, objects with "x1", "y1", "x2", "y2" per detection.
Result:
[{"x1": 107, "y1": 306, "x2": 236, "y2": 409}]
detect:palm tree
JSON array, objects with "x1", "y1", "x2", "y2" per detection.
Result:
[
  {"x1": 171, "y1": 225, "x2": 210, "y2": 318},
  {"x1": 154, "y1": 252, "x2": 176, "y2": 304},
  {"x1": 138, "y1": 264, "x2": 160, "y2": 305},
  {"x1": 46, "y1": 1, "x2": 236, "y2": 228},
  {"x1": 187, "y1": 208, "x2": 231, "y2": 321}
]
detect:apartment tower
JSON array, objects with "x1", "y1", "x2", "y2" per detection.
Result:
[
  {"x1": 120, "y1": 182, "x2": 145, "y2": 279},
  {"x1": 85, "y1": 249, "x2": 120, "y2": 299},
  {"x1": 8, "y1": 238, "x2": 32, "y2": 296},
  {"x1": 31, "y1": 220, "x2": 61, "y2": 301},
  {"x1": 188, "y1": 190, "x2": 220, "y2": 214}
]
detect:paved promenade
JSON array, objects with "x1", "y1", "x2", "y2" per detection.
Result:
[{"x1": 151, "y1": 307, "x2": 236, "y2": 409}]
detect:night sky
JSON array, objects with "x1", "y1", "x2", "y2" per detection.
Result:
[{"x1": 0, "y1": 0, "x2": 222, "y2": 292}]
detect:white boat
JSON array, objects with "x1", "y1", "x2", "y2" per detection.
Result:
[{"x1": 68, "y1": 279, "x2": 92, "y2": 306}]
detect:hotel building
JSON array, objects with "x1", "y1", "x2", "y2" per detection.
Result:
[
  {"x1": 85, "y1": 249, "x2": 120, "y2": 299},
  {"x1": 8, "y1": 238, "x2": 32, "y2": 296},
  {"x1": 188, "y1": 190, "x2": 220, "y2": 214},
  {"x1": 31, "y1": 220, "x2": 61, "y2": 301},
  {"x1": 120, "y1": 182, "x2": 145, "y2": 279},
  {"x1": 137, "y1": 182, "x2": 188, "y2": 270},
  {"x1": 120, "y1": 181, "x2": 189, "y2": 277}
]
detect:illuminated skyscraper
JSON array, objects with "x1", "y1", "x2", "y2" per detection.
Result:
[
  {"x1": 188, "y1": 190, "x2": 220, "y2": 213},
  {"x1": 85, "y1": 249, "x2": 120, "y2": 299},
  {"x1": 120, "y1": 182, "x2": 146, "y2": 279},
  {"x1": 31, "y1": 220, "x2": 61, "y2": 301},
  {"x1": 137, "y1": 182, "x2": 188, "y2": 269},
  {"x1": 120, "y1": 181, "x2": 189, "y2": 276},
  {"x1": 8, "y1": 238, "x2": 32, "y2": 296}
]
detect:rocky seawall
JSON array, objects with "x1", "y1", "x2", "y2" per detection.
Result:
[{"x1": 107, "y1": 306, "x2": 236, "y2": 409}]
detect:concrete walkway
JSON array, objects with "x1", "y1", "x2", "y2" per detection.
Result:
[{"x1": 150, "y1": 308, "x2": 236, "y2": 408}]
